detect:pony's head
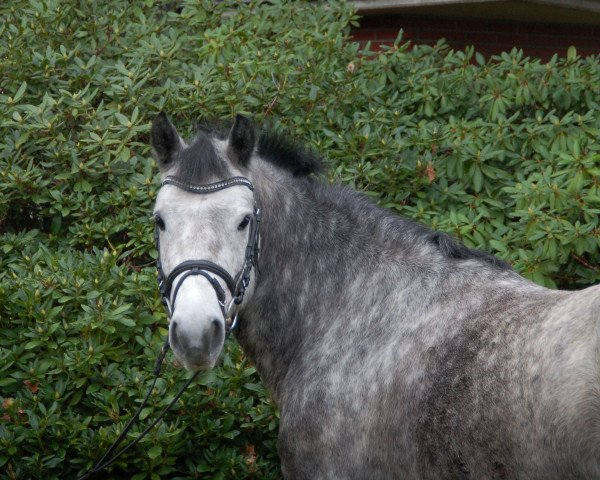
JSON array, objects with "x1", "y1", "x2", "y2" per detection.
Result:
[{"x1": 151, "y1": 112, "x2": 258, "y2": 371}]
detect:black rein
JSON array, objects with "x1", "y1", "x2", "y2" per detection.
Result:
[{"x1": 78, "y1": 175, "x2": 260, "y2": 479}]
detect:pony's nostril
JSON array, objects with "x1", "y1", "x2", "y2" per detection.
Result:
[
  {"x1": 170, "y1": 320, "x2": 184, "y2": 351},
  {"x1": 211, "y1": 318, "x2": 223, "y2": 336}
]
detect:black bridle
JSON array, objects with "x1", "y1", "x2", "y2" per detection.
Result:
[
  {"x1": 78, "y1": 175, "x2": 260, "y2": 479},
  {"x1": 156, "y1": 175, "x2": 261, "y2": 330}
]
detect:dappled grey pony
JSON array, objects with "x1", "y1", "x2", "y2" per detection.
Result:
[{"x1": 150, "y1": 112, "x2": 600, "y2": 479}]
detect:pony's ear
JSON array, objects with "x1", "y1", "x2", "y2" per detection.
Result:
[
  {"x1": 151, "y1": 112, "x2": 181, "y2": 170},
  {"x1": 228, "y1": 114, "x2": 255, "y2": 167}
]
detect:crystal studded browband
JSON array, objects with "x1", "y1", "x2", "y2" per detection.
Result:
[{"x1": 162, "y1": 176, "x2": 254, "y2": 193}]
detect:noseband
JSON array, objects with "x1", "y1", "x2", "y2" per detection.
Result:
[{"x1": 155, "y1": 175, "x2": 261, "y2": 332}]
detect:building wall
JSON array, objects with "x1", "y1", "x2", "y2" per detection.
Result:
[{"x1": 353, "y1": 14, "x2": 600, "y2": 60}]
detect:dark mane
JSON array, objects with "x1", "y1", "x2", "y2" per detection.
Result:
[
  {"x1": 181, "y1": 119, "x2": 508, "y2": 271},
  {"x1": 174, "y1": 131, "x2": 231, "y2": 184},
  {"x1": 333, "y1": 186, "x2": 512, "y2": 272},
  {"x1": 195, "y1": 119, "x2": 325, "y2": 177},
  {"x1": 257, "y1": 131, "x2": 325, "y2": 177},
  {"x1": 426, "y1": 230, "x2": 512, "y2": 270}
]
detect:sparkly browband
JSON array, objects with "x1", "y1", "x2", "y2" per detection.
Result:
[{"x1": 162, "y1": 176, "x2": 254, "y2": 193}]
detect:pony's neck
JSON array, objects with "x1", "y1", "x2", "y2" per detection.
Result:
[{"x1": 235, "y1": 161, "x2": 403, "y2": 398}]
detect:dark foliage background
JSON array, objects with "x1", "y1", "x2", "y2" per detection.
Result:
[{"x1": 1, "y1": 0, "x2": 599, "y2": 478}]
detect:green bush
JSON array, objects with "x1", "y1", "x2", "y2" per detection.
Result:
[{"x1": 1, "y1": 0, "x2": 599, "y2": 478}]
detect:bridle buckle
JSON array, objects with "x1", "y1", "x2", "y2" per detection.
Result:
[{"x1": 226, "y1": 312, "x2": 239, "y2": 332}]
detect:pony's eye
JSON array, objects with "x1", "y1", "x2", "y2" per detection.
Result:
[
  {"x1": 154, "y1": 214, "x2": 166, "y2": 231},
  {"x1": 238, "y1": 215, "x2": 251, "y2": 231}
]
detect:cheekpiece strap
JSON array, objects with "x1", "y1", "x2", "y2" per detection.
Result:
[{"x1": 162, "y1": 176, "x2": 254, "y2": 193}]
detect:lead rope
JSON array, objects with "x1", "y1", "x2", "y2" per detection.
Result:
[{"x1": 77, "y1": 338, "x2": 199, "y2": 480}]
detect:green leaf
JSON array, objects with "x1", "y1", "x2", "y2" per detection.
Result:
[
  {"x1": 116, "y1": 317, "x2": 136, "y2": 327},
  {"x1": 147, "y1": 445, "x2": 162, "y2": 460},
  {"x1": 50, "y1": 216, "x2": 62, "y2": 235},
  {"x1": 139, "y1": 407, "x2": 153, "y2": 421},
  {"x1": 472, "y1": 166, "x2": 484, "y2": 193},
  {"x1": 13, "y1": 81, "x2": 27, "y2": 102},
  {"x1": 111, "y1": 304, "x2": 132, "y2": 315},
  {"x1": 489, "y1": 239, "x2": 507, "y2": 253},
  {"x1": 0, "y1": 378, "x2": 17, "y2": 387},
  {"x1": 115, "y1": 112, "x2": 130, "y2": 126}
]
